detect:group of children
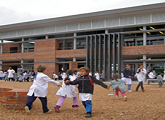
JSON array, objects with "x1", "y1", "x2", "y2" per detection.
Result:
[{"x1": 25, "y1": 64, "x2": 164, "y2": 118}]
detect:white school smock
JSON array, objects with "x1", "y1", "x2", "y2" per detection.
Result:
[
  {"x1": 0, "y1": 71, "x2": 4, "y2": 77},
  {"x1": 95, "y1": 73, "x2": 100, "y2": 80},
  {"x1": 148, "y1": 72, "x2": 155, "y2": 79},
  {"x1": 135, "y1": 68, "x2": 147, "y2": 82},
  {"x1": 7, "y1": 69, "x2": 15, "y2": 78},
  {"x1": 27, "y1": 72, "x2": 59, "y2": 97},
  {"x1": 56, "y1": 75, "x2": 77, "y2": 98},
  {"x1": 62, "y1": 73, "x2": 67, "y2": 80},
  {"x1": 121, "y1": 77, "x2": 132, "y2": 84},
  {"x1": 79, "y1": 93, "x2": 92, "y2": 101}
]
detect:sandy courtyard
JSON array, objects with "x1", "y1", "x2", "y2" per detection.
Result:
[{"x1": 0, "y1": 80, "x2": 165, "y2": 120}]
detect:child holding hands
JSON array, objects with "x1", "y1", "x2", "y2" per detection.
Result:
[
  {"x1": 109, "y1": 73, "x2": 127, "y2": 101},
  {"x1": 66, "y1": 67, "x2": 109, "y2": 118},
  {"x1": 25, "y1": 65, "x2": 61, "y2": 114},
  {"x1": 55, "y1": 70, "x2": 79, "y2": 112}
]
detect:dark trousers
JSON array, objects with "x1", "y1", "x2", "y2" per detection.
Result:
[
  {"x1": 26, "y1": 94, "x2": 49, "y2": 113},
  {"x1": 82, "y1": 100, "x2": 92, "y2": 113},
  {"x1": 136, "y1": 81, "x2": 144, "y2": 91}
]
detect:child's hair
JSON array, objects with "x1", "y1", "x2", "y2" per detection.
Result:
[
  {"x1": 37, "y1": 65, "x2": 46, "y2": 72},
  {"x1": 20, "y1": 73, "x2": 23, "y2": 75},
  {"x1": 112, "y1": 73, "x2": 119, "y2": 81},
  {"x1": 158, "y1": 72, "x2": 161, "y2": 75},
  {"x1": 64, "y1": 70, "x2": 74, "y2": 85},
  {"x1": 79, "y1": 67, "x2": 90, "y2": 73}
]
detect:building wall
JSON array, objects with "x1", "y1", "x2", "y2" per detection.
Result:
[
  {"x1": 34, "y1": 39, "x2": 59, "y2": 77},
  {"x1": 56, "y1": 49, "x2": 86, "y2": 58},
  {"x1": 122, "y1": 44, "x2": 165, "y2": 55},
  {"x1": 3, "y1": 43, "x2": 20, "y2": 53},
  {"x1": 0, "y1": 52, "x2": 34, "y2": 61}
]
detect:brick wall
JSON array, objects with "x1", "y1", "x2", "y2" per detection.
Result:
[
  {"x1": 3, "y1": 43, "x2": 20, "y2": 53},
  {"x1": 34, "y1": 39, "x2": 59, "y2": 77},
  {"x1": 0, "y1": 52, "x2": 34, "y2": 61},
  {"x1": 122, "y1": 44, "x2": 165, "y2": 55},
  {"x1": 56, "y1": 49, "x2": 86, "y2": 58},
  {"x1": 0, "y1": 87, "x2": 28, "y2": 110}
]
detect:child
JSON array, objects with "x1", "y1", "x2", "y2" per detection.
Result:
[
  {"x1": 4, "y1": 71, "x2": 8, "y2": 81},
  {"x1": 66, "y1": 67, "x2": 109, "y2": 118},
  {"x1": 25, "y1": 65, "x2": 61, "y2": 114},
  {"x1": 135, "y1": 64, "x2": 147, "y2": 92},
  {"x1": 122, "y1": 64, "x2": 134, "y2": 92},
  {"x1": 52, "y1": 72, "x2": 58, "y2": 80},
  {"x1": 157, "y1": 72, "x2": 163, "y2": 87},
  {"x1": 95, "y1": 71, "x2": 100, "y2": 80},
  {"x1": 109, "y1": 74, "x2": 127, "y2": 100},
  {"x1": 18, "y1": 73, "x2": 23, "y2": 82},
  {"x1": 55, "y1": 70, "x2": 79, "y2": 112}
]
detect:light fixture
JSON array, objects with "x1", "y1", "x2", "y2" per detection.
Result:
[{"x1": 139, "y1": 28, "x2": 150, "y2": 34}]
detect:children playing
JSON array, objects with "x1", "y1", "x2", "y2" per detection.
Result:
[
  {"x1": 25, "y1": 65, "x2": 61, "y2": 114},
  {"x1": 55, "y1": 70, "x2": 79, "y2": 112},
  {"x1": 157, "y1": 72, "x2": 163, "y2": 87},
  {"x1": 122, "y1": 64, "x2": 134, "y2": 92},
  {"x1": 135, "y1": 64, "x2": 147, "y2": 92},
  {"x1": 109, "y1": 73, "x2": 127, "y2": 101},
  {"x1": 65, "y1": 67, "x2": 109, "y2": 118}
]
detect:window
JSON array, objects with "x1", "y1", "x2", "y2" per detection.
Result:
[{"x1": 10, "y1": 47, "x2": 18, "y2": 53}]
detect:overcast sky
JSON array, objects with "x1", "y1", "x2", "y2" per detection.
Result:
[{"x1": 0, "y1": 0, "x2": 165, "y2": 26}]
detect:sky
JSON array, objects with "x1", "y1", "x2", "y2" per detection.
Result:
[{"x1": 0, "y1": 0, "x2": 165, "y2": 26}]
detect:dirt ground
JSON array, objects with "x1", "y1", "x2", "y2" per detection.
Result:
[{"x1": 0, "y1": 80, "x2": 165, "y2": 120}]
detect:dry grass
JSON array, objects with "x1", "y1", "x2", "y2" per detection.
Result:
[{"x1": 0, "y1": 80, "x2": 165, "y2": 120}]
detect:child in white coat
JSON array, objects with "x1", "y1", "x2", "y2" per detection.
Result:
[
  {"x1": 95, "y1": 71, "x2": 100, "y2": 80},
  {"x1": 135, "y1": 65, "x2": 147, "y2": 92},
  {"x1": 55, "y1": 70, "x2": 79, "y2": 112},
  {"x1": 25, "y1": 65, "x2": 61, "y2": 114}
]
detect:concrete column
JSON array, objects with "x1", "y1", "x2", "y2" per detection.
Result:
[
  {"x1": 143, "y1": 26, "x2": 147, "y2": 46},
  {"x1": 105, "y1": 30, "x2": 108, "y2": 34},
  {"x1": 22, "y1": 38, "x2": 24, "y2": 53},
  {"x1": 21, "y1": 60, "x2": 24, "y2": 68},
  {"x1": 143, "y1": 26, "x2": 147, "y2": 70},
  {"x1": 45, "y1": 35, "x2": 48, "y2": 39},
  {"x1": 1, "y1": 40, "x2": 3, "y2": 54},
  {"x1": 0, "y1": 61, "x2": 2, "y2": 70},
  {"x1": 73, "y1": 33, "x2": 77, "y2": 61},
  {"x1": 143, "y1": 55, "x2": 147, "y2": 69}
]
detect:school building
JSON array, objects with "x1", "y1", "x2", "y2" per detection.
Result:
[{"x1": 0, "y1": 2, "x2": 165, "y2": 79}]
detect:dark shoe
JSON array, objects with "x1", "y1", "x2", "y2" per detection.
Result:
[
  {"x1": 142, "y1": 90, "x2": 145, "y2": 92},
  {"x1": 72, "y1": 105, "x2": 79, "y2": 108},
  {"x1": 54, "y1": 106, "x2": 60, "y2": 113},
  {"x1": 85, "y1": 113, "x2": 92, "y2": 118}
]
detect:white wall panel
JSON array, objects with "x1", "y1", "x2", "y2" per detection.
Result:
[
  {"x1": 79, "y1": 21, "x2": 91, "y2": 30},
  {"x1": 9, "y1": 31, "x2": 16, "y2": 37},
  {"x1": 92, "y1": 19, "x2": 104, "y2": 28},
  {"x1": 56, "y1": 24, "x2": 66, "y2": 32},
  {"x1": 0, "y1": 32, "x2": 8, "y2": 38},
  {"x1": 106, "y1": 18, "x2": 119, "y2": 27},
  {"x1": 121, "y1": 16, "x2": 134, "y2": 25},
  {"x1": 152, "y1": 12, "x2": 165, "y2": 22},
  {"x1": 45, "y1": 26, "x2": 55, "y2": 33},
  {"x1": 35, "y1": 27, "x2": 45, "y2": 34},
  {"x1": 136, "y1": 14, "x2": 150, "y2": 24},
  {"x1": 68, "y1": 23, "x2": 78, "y2": 31},
  {"x1": 26, "y1": 29, "x2": 34, "y2": 35},
  {"x1": 17, "y1": 30, "x2": 25, "y2": 36}
]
